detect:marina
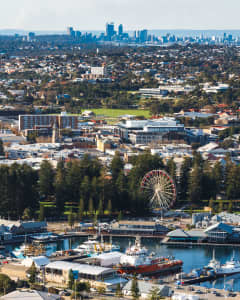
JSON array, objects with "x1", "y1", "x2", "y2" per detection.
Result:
[{"x1": 3, "y1": 235, "x2": 240, "y2": 292}]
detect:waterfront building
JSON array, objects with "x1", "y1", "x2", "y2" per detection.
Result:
[
  {"x1": 167, "y1": 222, "x2": 240, "y2": 243},
  {"x1": 204, "y1": 222, "x2": 233, "y2": 242},
  {"x1": 167, "y1": 229, "x2": 207, "y2": 242},
  {"x1": 111, "y1": 220, "x2": 169, "y2": 235},
  {"x1": 45, "y1": 261, "x2": 125, "y2": 289}
]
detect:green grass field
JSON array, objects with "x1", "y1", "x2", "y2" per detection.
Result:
[{"x1": 91, "y1": 108, "x2": 150, "y2": 118}]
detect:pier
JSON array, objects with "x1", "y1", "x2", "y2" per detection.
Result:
[
  {"x1": 161, "y1": 237, "x2": 240, "y2": 247},
  {"x1": 181, "y1": 273, "x2": 225, "y2": 285}
]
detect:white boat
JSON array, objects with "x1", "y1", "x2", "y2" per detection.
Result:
[
  {"x1": 207, "y1": 250, "x2": 240, "y2": 275},
  {"x1": 218, "y1": 251, "x2": 240, "y2": 275},
  {"x1": 73, "y1": 238, "x2": 120, "y2": 256},
  {"x1": 207, "y1": 249, "x2": 221, "y2": 271},
  {"x1": 12, "y1": 244, "x2": 27, "y2": 258}
]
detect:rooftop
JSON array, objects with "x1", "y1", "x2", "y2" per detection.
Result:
[{"x1": 46, "y1": 261, "x2": 114, "y2": 276}]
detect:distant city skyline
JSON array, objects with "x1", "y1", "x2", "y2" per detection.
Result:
[{"x1": 1, "y1": 0, "x2": 240, "y2": 31}]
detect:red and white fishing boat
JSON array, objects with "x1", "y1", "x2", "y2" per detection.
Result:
[{"x1": 117, "y1": 237, "x2": 182, "y2": 276}]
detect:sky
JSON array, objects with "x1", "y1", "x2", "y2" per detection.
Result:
[{"x1": 0, "y1": 0, "x2": 240, "y2": 31}]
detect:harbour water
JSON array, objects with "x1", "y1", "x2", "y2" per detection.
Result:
[{"x1": 7, "y1": 236, "x2": 240, "y2": 292}]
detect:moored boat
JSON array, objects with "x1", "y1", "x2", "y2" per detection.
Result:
[
  {"x1": 117, "y1": 237, "x2": 182, "y2": 276},
  {"x1": 207, "y1": 250, "x2": 240, "y2": 276},
  {"x1": 73, "y1": 238, "x2": 120, "y2": 256}
]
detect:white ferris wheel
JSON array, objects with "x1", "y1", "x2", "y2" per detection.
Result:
[{"x1": 141, "y1": 170, "x2": 176, "y2": 210}]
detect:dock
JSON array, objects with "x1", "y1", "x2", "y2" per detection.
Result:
[
  {"x1": 49, "y1": 254, "x2": 89, "y2": 262},
  {"x1": 181, "y1": 273, "x2": 224, "y2": 285},
  {"x1": 161, "y1": 237, "x2": 240, "y2": 247}
]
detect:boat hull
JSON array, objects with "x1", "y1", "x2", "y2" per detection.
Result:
[{"x1": 118, "y1": 260, "x2": 183, "y2": 276}]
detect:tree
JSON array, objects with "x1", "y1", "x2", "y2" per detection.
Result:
[
  {"x1": 226, "y1": 165, "x2": 240, "y2": 200},
  {"x1": 209, "y1": 197, "x2": 215, "y2": 213},
  {"x1": 22, "y1": 208, "x2": 31, "y2": 220},
  {"x1": 0, "y1": 274, "x2": 16, "y2": 295},
  {"x1": 118, "y1": 211, "x2": 123, "y2": 221},
  {"x1": 78, "y1": 197, "x2": 84, "y2": 221},
  {"x1": 0, "y1": 140, "x2": 4, "y2": 156},
  {"x1": 68, "y1": 210, "x2": 75, "y2": 228},
  {"x1": 38, "y1": 160, "x2": 55, "y2": 199},
  {"x1": 107, "y1": 199, "x2": 112, "y2": 215},
  {"x1": 179, "y1": 157, "x2": 192, "y2": 200},
  {"x1": 115, "y1": 171, "x2": 129, "y2": 211},
  {"x1": 54, "y1": 161, "x2": 68, "y2": 213},
  {"x1": 76, "y1": 281, "x2": 90, "y2": 292},
  {"x1": 212, "y1": 161, "x2": 223, "y2": 197},
  {"x1": 97, "y1": 286, "x2": 106, "y2": 294},
  {"x1": 228, "y1": 200, "x2": 233, "y2": 213},
  {"x1": 38, "y1": 204, "x2": 45, "y2": 221},
  {"x1": 110, "y1": 152, "x2": 124, "y2": 183},
  {"x1": 98, "y1": 197, "x2": 104, "y2": 216},
  {"x1": 93, "y1": 213, "x2": 98, "y2": 227},
  {"x1": 218, "y1": 200, "x2": 223, "y2": 213},
  {"x1": 166, "y1": 158, "x2": 176, "y2": 182},
  {"x1": 27, "y1": 262, "x2": 37, "y2": 284},
  {"x1": 68, "y1": 269, "x2": 74, "y2": 289},
  {"x1": 188, "y1": 162, "x2": 203, "y2": 205},
  {"x1": 88, "y1": 197, "x2": 94, "y2": 217},
  {"x1": 80, "y1": 176, "x2": 91, "y2": 210},
  {"x1": 148, "y1": 286, "x2": 162, "y2": 300},
  {"x1": 131, "y1": 277, "x2": 140, "y2": 300}
]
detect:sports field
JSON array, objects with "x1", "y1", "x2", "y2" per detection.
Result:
[{"x1": 91, "y1": 108, "x2": 150, "y2": 118}]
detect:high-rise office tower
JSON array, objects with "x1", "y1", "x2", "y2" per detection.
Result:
[
  {"x1": 139, "y1": 29, "x2": 148, "y2": 42},
  {"x1": 28, "y1": 32, "x2": 35, "y2": 41},
  {"x1": 67, "y1": 27, "x2": 73, "y2": 35},
  {"x1": 75, "y1": 31, "x2": 81, "y2": 39},
  {"x1": 67, "y1": 27, "x2": 75, "y2": 38},
  {"x1": 118, "y1": 24, "x2": 123, "y2": 36},
  {"x1": 106, "y1": 22, "x2": 115, "y2": 40}
]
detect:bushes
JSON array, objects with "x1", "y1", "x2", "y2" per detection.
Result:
[{"x1": 0, "y1": 274, "x2": 16, "y2": 294}]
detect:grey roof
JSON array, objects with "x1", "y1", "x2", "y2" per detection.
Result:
[
  {"x1": 0, "y1": 290, "x2": 60, "y2": 300},
  {"x1": 123, "y1": 280, "x2": 171, "y2": 297},
  {"x1": 187, "y1": 229, "x2": 207, "y2": 238},
  {"x1": 21, "y1": 221, "x2": 47, "y2": 229},
  {"x1": 204, "y1": 222, "x2": 233, "y2": 234},
  {"x1": 46, "y1": 261, "x2": 114, "y2": 276},
  {"x1": 167, "y1": 229, "x2": 189, "y2": 238},
  {"x1": 217, "y1": 212, "x2": 240, "y2": 224}
]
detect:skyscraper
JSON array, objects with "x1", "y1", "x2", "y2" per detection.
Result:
[
  {"x1": 118, "y1": 24, "x2": 123, "y2": 36},
  {"x1": 106, "y1": 22, "x2": 115, "y2": 40},
  {"x1": 27, "y1": 32, "x2": 35, "y2": 41},
  {"x1": 67, "y1": 27, "x2": 74, "y2": 35},
  {"x1": 67, "y1": 27, "x2": 75, "y2": 38},
  {"x1": 139, "y1": 29, "x2": 148, "y2": 43}
]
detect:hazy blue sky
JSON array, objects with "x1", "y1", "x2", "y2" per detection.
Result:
[{"x1": 1, "y1": 0, "x2": 240, "y2": 31}]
